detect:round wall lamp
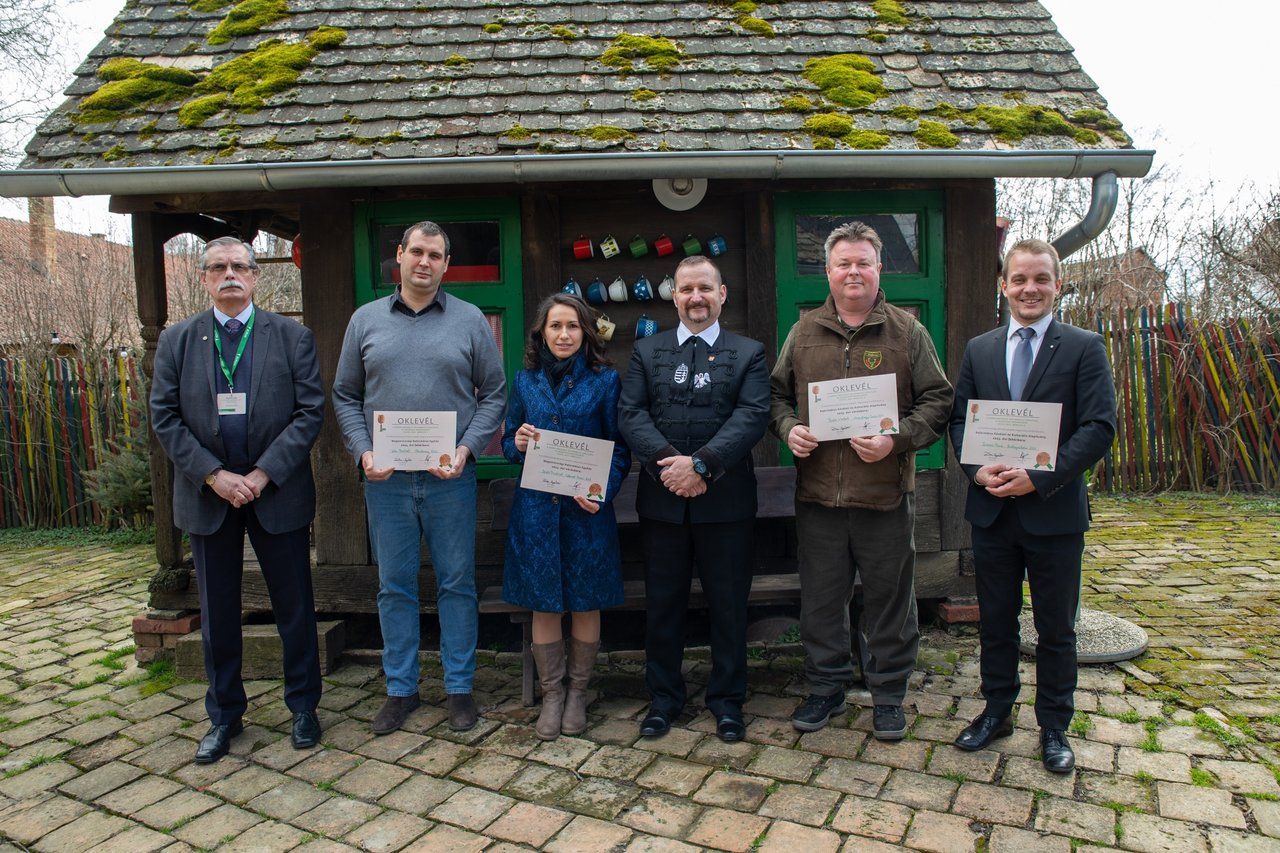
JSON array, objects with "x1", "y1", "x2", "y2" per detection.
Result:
[{"x1": 652, "y1": 177, "x2": 708, "y2": 211}]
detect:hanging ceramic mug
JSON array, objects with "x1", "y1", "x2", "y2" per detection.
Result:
[
  {"x1": 600, "y1": 235, "x2": 621, "y2": 258},
  {"x1": 707, "y1": 234, "x2": 728, "y2": 256},
  {"x1": 585, "y1": 278, "x2": 609, "y2": 305},
  {"x1": 572, "y1": 236, "x2": 594, "y2": 260},
  {"x1": 629, "y1": 236, "x2": 649, "y2": 258},
  {"x1": 682, "y1": 235, "x2": 702, "y2": 255},
  {"x1": 632, "y1": 275, "x2": 654, "y2": 301},
  {"x1": 655, "y1": 234, "x2": 675, "y2": 257},
  {"x1": 635, "y1": 314, "x2": 659, "y2": 339},
  {"x1": 608, "y1": 276, "x2": 629, "y2": 302},
  {"x1": 658, "y1": 275, "x2": 675, "y2": 300},
  {"x1": 596, "y1": 314, "x2": 616, "y2": 342},
  {"x1": 561, "y1": 277, "x2": 583, "y2": 298}
]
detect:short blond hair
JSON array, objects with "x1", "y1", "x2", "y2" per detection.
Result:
[{"x1": 1003, "y1": 238, "x2": 1060, "y2": 280}]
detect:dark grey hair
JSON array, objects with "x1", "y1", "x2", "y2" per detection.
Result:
[
  {"x1": 200, "y1": 236, "x2": 258, "y2": 270},
  {"x1": 824, "y1": 221, "x2": 883, "y2": 264}
]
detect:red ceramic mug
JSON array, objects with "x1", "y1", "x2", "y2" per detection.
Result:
[
  {"x1": 573, "y1": 237, "x2": 594, "y2": 259},
  {"x1": 655, "y1": 235, "x2": 675, "y2": 257}
]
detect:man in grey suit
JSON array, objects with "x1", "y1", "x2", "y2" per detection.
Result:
[
  {"x1": 151, "y1": 236, "x2": 325, "y2": 763},
  {"x1": 948, "y1": 238, "x2": 1116, "y2": 773}
]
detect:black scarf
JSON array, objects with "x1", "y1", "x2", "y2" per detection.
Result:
[{"x1": 539, "y1": 341, "x2": 577, "y2": 391}]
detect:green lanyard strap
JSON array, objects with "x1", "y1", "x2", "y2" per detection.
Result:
[{"x1": 213, "y1": 311, "x2": 256, "y2": 393}]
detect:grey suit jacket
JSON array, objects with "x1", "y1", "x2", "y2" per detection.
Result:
[
  {"x1": 948, "y1": 319, "x2": 1116, "y2": 536},
  {"x1": 150, "y1": 307, "x2": 325, "y2": 536}
]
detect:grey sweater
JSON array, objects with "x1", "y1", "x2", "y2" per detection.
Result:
[{"x1": 332, "y1": 292, "x2": 507, "y2": 464}]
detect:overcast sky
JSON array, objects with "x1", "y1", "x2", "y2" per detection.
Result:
[{"x1": 2, "y1": 0, "x2": 1276, "y2": 234}]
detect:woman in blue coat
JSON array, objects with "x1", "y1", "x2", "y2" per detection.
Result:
[{"x1": 503, "y1": 293, "x2": 630, "y2": 740}]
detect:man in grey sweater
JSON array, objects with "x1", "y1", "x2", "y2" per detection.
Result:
[{"x1": 333, "y1": 221, "x2": 506, "y2": 734}]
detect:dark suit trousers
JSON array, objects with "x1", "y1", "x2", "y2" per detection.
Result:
[
  {"x1": 190, "y1": 505, "x2": 321, "y2": 724},
  {"x1": 972, "y1": 501, "x2": 1083, "y2": 730},
  {"x1": 640, "y1": 516, "x2": 754, "y2": 718}
]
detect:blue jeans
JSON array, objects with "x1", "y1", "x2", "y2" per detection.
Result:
[{"x1": 363, "y1": 469, "x2": 478, "y2": 696}]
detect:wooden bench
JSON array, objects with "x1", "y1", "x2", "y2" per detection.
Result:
[{"x1": 484, "y1": 467, "x2": 806, "y2": 705}]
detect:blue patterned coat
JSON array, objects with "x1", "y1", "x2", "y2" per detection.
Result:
[{"x1": 501, "y1": 354, "x2": 631, "y2": 612}]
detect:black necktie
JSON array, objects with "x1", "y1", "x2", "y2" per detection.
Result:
[
  {"x1": 223, "y1": 318, "x2": 243, "y2": 336},
  {"x1": 1009, "y1": 327, "x2": 1035, "y2": 400}
]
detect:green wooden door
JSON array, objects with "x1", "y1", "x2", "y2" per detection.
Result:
[
  {"x1": 353, "y1": 198, "x2": 524, "y2": 478},
  {"x1": 774, "y1": 191, "x2": 947, "y2": 469}
]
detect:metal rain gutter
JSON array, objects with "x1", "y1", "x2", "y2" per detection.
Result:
[
  {"x1": 1051, "y1": 171, "x2": 1121, "y2": 260},
  {"x1": 0, "y1": 149, "x2": 1153, "y2": 199}
]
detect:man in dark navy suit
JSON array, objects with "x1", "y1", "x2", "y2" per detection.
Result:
[
  {"x1": 948, "y1": 238, "x2": 1116, "y2": 773},
  {"x1": 618, "y1": 256, "x2": 770, "y2": 744},
  {"x1": 151, "y1": 236, "x2": 325, "y2": 763}
]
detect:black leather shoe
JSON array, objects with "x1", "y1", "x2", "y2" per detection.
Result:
[
  {"x1": 194, "y1": 720, "x2": 243, "y2": 764},
  {"x1": 292, "y1": 710, "x2": 321, "y2": 749},
  {"x1": 954, "y1": 714, "x2": 1013, "y2": 751},
  {"x1": 639, "y1": 711, "x2": 672, "y2": 738},
  {"x1": 716, "y1": 715, "x2": 746, "y2": 743},
  {"x1": 1041, "y1": 728, "x2": 1076, "y2": 773}
]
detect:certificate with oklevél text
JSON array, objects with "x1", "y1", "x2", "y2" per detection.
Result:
[
  {"x1": 372, "y1": 411, "x2": 457, "y2": 471},
  {"x1": 807, "y1": 374, "x2": 900, "y2": 441},
  {"x1": 959, "y1": 399, "x2": 1063, "y2": 469},
  {"x1": 521, "y1": 428, "x2": 615, "y2": 501}
]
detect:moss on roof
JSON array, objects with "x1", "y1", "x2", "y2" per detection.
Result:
[
  {"x1": 802, "y1": 54, "x2": 885, "y2": 109},
  {"x1": 872, "y1": 0, "x2": 910, "y2": 27},
  {"x1": 77, "y1": 60, "x2": 200, "y2": 124},
  {"x1": 601, "y1": 34, "x2": 685, "y2": 76},
  {"x1": 207, "y1": 0, "x2": 288, "y2": 46},
  {"x1": 914, "y1": 120, "x2": 958, "y2": 148}
]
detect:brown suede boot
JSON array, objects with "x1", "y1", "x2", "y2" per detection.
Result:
[
  {"x1": 530, "y1": 641, "x2": 566, "y2": 741},
  {"x1": 561, "y1": 638, "x2": 599, "y2": 736}
]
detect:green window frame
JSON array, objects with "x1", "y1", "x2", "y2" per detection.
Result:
[
  {"x1": 774, "y1": 190, "x2": 947, "y2": 469},
  {"x1": 353, "y1": 198, "x2": 524, "y2": 478}
]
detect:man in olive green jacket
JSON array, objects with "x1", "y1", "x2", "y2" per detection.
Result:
[{"x1": 769, "y1": 221, "x2": 952, "y2": 741}]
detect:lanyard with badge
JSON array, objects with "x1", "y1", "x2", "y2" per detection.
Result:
[{"x1": 214, "y1": 312, "x2": 255, "y2": 415}]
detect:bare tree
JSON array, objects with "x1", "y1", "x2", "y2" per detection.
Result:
[
  {"x1": 0, "y1": 0, "x2": 67, "y2": 167},
  {"x1": 1198, "y1": 186, "x2": 1280, "y2": 318},
  {"x1": 997, "y1": 162, "x2": 1206, "y2": 325},
  {"x1": 164, "y1": 232, "x2": 301, "y2": 321}
]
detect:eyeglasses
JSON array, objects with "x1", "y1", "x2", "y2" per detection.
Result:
[{"x1": 203, "y1": 262, "x2": 257, "y2": 275}]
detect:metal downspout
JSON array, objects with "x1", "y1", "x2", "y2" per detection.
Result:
[{"x1": 1051, "y1": 171, "x2": 1120, "y2": 260}]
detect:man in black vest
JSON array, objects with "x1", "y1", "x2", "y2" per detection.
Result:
[
  {"x1": 151, "y1": 236, "x2": 325, "y2": 763},
  {"x1": 619, "y1": 256, "x2": 770, "y2": 743}
]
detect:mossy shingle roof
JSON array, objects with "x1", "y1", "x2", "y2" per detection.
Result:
[{"x1": 21, "y1": 0, "x2": 1129, "y2": 170}]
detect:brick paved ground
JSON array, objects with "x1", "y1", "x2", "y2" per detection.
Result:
[{"x1": 1, "y1": 494, "x2": 1277, "y2": 852}]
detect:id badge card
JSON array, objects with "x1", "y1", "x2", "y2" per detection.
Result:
[{"x1": 217, "y1": 392, "x2": 247, "y2": 415}]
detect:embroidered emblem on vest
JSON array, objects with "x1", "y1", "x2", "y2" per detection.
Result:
[
  {"x1": 863, "y1": 351, "x2": 883, "y2": 370},
  {"x1": 674, "y1": 363, "x2": 689, "y2": 384},
  {"x1": 692, "y1": 372, "x2": 711, "y2": 389}
]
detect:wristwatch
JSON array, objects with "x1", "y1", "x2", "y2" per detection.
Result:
[
  {"x1": 691, "y1": 456, "x2": 710, "y2": 479},
  {"x1": 204, "y1": 470, "x2": 220, "y2": 487}
]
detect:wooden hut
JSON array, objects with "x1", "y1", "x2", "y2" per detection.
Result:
[{"x1": 2, "y1": 0, "x2": 1152, "y2": 618}]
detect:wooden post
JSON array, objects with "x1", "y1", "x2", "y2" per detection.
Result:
[
  {"x1": 132, "y1": 212, "x2": 184, "y2": 569},
  {"x1": 941, "y1": 180, "x2": 998, "y2": 556},
  {"x1": 298, "y1": 199, "x2": 366, "y2": 565}
]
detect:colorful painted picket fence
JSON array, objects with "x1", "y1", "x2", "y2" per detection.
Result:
[
  {"x1": 1094, "y1": 304, "x2": 1280, "y2": 493},
  {"x1": 0, "y1": 353, "x2": 145, "y2": 527}
]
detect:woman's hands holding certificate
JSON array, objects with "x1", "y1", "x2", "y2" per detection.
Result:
[{"x1": 514, "y1": 423, "x2": 537, "y2": 453}]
